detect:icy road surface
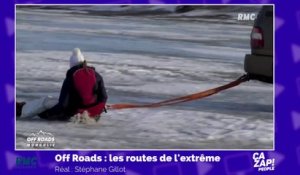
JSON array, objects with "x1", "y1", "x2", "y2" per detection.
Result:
[{"x1": 16, "y1": 6, "x2": 273, "y2": 149}]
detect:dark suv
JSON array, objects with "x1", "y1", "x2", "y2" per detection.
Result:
[{"x1": 244, "y1": 6, "x2": 273, "y2": 83}]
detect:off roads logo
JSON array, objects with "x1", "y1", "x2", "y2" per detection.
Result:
[{"x1": 26, "y1": 130, "x2": 55, "y2": 148}]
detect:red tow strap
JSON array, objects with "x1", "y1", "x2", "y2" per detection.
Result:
[{"x1": 107, "y1": 75, "x2": 249, "y2": 110}]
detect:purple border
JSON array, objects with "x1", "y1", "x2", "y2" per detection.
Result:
[{"x1": 1, "y1": 0, "x2": 300, "y2": 174}]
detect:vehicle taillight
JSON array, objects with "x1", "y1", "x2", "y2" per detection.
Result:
[{"x1": 251, "y1": 27, "x2": 264, "y2": 49}]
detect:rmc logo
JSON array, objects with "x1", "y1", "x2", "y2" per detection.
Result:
[
  {"x1": 237, "y1": 13, "x2": 256, "y2": 21},
  {"x1": 16, "y1": 156, "x2": 37, "y2": 168}
]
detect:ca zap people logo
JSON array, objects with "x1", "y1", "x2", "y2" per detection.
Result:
[{"x1": 252, "y1": 152, "x2": 275, "y2": 172}]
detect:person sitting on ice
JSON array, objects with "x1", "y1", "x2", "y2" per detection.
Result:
[{"x1": 16, "y1": 48, "x2": 108, "y2": 121}]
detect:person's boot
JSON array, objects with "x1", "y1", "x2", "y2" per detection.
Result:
[{"x1": 16, "y1": 102, "x2": 26, "y2": 117}]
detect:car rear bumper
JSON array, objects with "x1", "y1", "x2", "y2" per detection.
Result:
[{"x1": 244, "y1": 54, "x2": 273, "y2": 78}]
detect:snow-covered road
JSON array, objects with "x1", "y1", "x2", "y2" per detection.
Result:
[{"x1": 16, "y1": 6, "x2": 273, "y2": 149}]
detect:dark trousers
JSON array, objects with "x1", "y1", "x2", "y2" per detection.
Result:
[{"x1": 38, "y1": 104, "x2": 76, "y2": 121}]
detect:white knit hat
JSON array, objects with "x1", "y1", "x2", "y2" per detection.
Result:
[{"x1": 70, "y1": 48, "x2": 85, "y2": 68}]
